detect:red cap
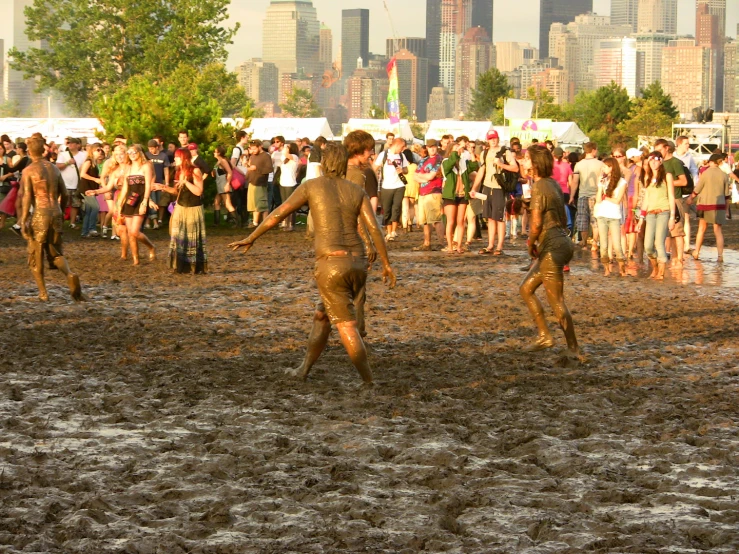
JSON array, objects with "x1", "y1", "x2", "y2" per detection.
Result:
[
  {"x1": 187, "y1": 142, "x2": 198, "y2": 151},
  {"x1": 486, "y1": 130, "x2": 499, "y2": 140}
]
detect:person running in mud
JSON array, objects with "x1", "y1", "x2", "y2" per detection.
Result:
[
  {"x1": 229, "y1": 143, "x2": 396, "y2": 386},
  {"x1": 518, "y1": 145, "x2": 579, "y2": 356},
  {"x1": 18, "y1": 138, "x2": 84, "y2": 302}
]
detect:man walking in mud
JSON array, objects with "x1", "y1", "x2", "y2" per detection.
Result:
[
  {"x1": 229, "y1": 143, "x2": 396, "y2": 386},
  {"x1": 18, "y1": 138, "x2": 84, "y2": 302}
]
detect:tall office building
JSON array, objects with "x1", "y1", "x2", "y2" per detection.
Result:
[
  {"x1": 426, "y1": 0, "x2": 443, "y2": 90},
  {"x1": 262, "y1": 0, "x2": 321, "y2": 92},
  {"x1": 494, "y1": 42, "x2": 538, "y2": 73},
  {"x1": 386, "y1": 38, "x2": 427, "y2": 59},
  {"x1": 454, "y1": 26, "x2": 495, "y2": 116},
  {"x1": 470, "y1": 0, "x2": 493, "y2": 43},
  {"x1": 593, "y1": 37, "x2": 641, "y2": 97},
  {"x1": 696, "y1": 0, "x2": 726, "y2": 110},
  {"x1": 319, "y1": 24, "x2": 333, "y2": 71},
  {"x1": 530, "y1": 67, "x2": 572, "y2": 104},
  {"x1": 341, "y1": 9, "x2": 370, "y2": 79},
  {"x1": 426, "y1": 86, "x2": 454, "y2": 120},
  {"x1": 539, "y1": 0, "x2": 593, "y2": 58},
  {"x1": 637, "y1": 0, "x2": 677, "y2": 34},
  {"x1": 236, "y1": 59, "x2": 280, "y2": 104},
  {"x1": 439, "y1": 0, "x2": 472, "y2": 94},
  {"x1": 395, "y1": 49, "x2": 429, "y2": 121},
  {"x1": 346, "y1": 68, "x2": 388, "y2": 119},
  {"x1": 661, "y1": 38, "x2": 711, "y2": 117},
  {"x1": 634, "y1": 33, "x2": 673, "y2": 90},
  {"x1": 610, "y1": 0, "x2": 639, "y2": 32},
  {"x1": 725, "y1": 40, "x2": 737, "y2": 112}
]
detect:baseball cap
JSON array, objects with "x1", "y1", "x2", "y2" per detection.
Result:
[
  {"x1": 626, "y1": 148, "x2": 642, "y2": 160},
  {"x1": 426, "y1": 138, "x2": 438, "y2": 147},
  {"x1": 187, "y1": 142, "x2": 198, "y2": 151},
  {"x1": 486, "y1": 130, "x2": 499, "y2": 140},
  {"x1": 552, "y1": 147, "x2": 564, "y2": 157},
  {"x1": 147, "y1": 139, "x2": 159, "y2": 147}
]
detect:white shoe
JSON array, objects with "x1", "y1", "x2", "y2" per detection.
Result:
[
  {"x1": 101, "y1": 226, "x2": 108, "y2": 238},
  {"x1": 69, "y1": 223, "x2": 77, "y2": 229},
  {"x1": 88, "y1": 230, "x2": 99, "y2": 237},
  {"x1": 111, "y1": 233, "x2": 119, "y2": 240}
]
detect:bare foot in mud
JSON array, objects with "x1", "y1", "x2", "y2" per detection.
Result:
[
  {"x1": 524, "y1": 336, "x2": 555, "y2": 352},
  {"x1": 68, "y1": 274, "x2": 85, "y2": 302},
  {"x1": 555, "y1": 349, "x2": 586, "y2": 368},
  {"x1": 38, "y1": 292, "x2": 49, "y2": 302},
  {"x1": 285, "y1": 365, "x2": 309, "y2": 381}
]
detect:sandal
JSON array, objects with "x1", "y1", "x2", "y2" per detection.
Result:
[
  {"x1": 478, "y1": 247, "x2": 495, "y2": 255},
  {"x1": 493, "y1": 250, "x2": 503, "y2": 256}
]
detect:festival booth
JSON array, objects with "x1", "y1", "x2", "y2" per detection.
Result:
[
  {"x1": 341, "y1": 119, "x2": 414, "y2": 142},
  {"x1": 245, "y1": 118, "x2": 335, "y2": 141},
  {"x1": 425, "y1": 120, "x2": 493, "y2": 142},
  {"x1": 0, "y1": 117, "x2": 103, "y2": 144},
  {"x1": 489, "y1": 120, "x2": 589, "y2": 148}
]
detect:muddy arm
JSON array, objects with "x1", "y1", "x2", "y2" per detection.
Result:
[
  {"x1": 357, "y1": 219, "x2": 377, "y2": 265},
  {"x1": 360, "y1": 196, "x2": 395, "y2": 287}
]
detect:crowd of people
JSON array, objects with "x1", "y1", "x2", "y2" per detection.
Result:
[{"x1": 2, "y1": 127, "x2": 738, "y2": 279}]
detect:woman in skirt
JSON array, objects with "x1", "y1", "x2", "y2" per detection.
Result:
[{"x1": 154, "y1": 148, "x2": 207, "y2": 274}]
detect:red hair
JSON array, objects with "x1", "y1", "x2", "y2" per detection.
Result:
[{"x1": 174, "y1": 148, "x2": 194, "y2": 180}]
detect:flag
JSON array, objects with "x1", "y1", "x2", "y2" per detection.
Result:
[{"x1": 386, "y1": 57, "x2": 400, "y2": 124}]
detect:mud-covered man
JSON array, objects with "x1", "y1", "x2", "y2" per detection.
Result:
[
  {"x1": 18, "y1": 137, "x2": 84, "y2": 302},
  {"x1": 229, "y1": 143, "x2": 396, "y2": 385}
]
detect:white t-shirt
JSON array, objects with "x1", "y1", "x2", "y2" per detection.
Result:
[
  {"x1": 231, "y1": 144, "x2": 248, "y2": 175},
  {"x1": 376, "y1": 151, "x2": 407, "y2": 190},
  {"x1": 57, "y1": 150, "x2": 88, "y2": 190},
  {"x1": 594, "y1": 177, "x2": 627, "y2": 220},
  {"x1": 280, "y1": 156, "x2": 299, "y2": 187}
]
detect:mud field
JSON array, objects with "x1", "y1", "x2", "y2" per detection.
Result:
[{"x1": 1, "y1": 220, "x2": 738, "y2": 553}]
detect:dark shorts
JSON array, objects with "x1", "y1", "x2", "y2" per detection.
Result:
[
  {"x1": 443, "y1": 196, "x2": 468, "y2": 207},
  {"x1": 482, "y1": 186, "x2": 505, "y2": 222},
  {"x1": 314, "y1": 255, "x2": 367, "y2": 325},
  {"x1": 380, "y1": 187, "x2": 404, "y2": 225}
]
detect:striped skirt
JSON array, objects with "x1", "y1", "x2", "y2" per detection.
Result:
[{"x1": 168, "y1": 204, "x2": 208, "y2": 274}]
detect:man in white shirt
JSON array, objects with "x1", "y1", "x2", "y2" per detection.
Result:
[
  {"x1": 231, "y1": 130, "x2": 250, "y2": 226},
  {"x1": 269, "y1": 135, "x2": 285, "y2": 212},
  {"x1": 674, "y1": 136, "x2": 698, "y2": 251},
  {"x1": 55, "y1": 137, "x2": 87, "y2": 229},
  {"x1": 373, "y1": 138, "x2": 408, "y2": 240}
]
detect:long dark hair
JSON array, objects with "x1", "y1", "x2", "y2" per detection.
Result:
[
  {"x1": 602, "y1": 157, "x2": 622, "y2": 197},
  {"x1": 642, "y1": 151, "x2": 665, "y2": 188}
]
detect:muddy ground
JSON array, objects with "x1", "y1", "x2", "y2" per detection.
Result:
[{"x1": 0, "y1": 219, "x2": 738, "y2": 553}]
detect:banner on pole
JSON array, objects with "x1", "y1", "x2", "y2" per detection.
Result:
[
  {"x1": 386, "y1": 58, "x2": 400, "y2": 124},
  {"x1": 508, "y1": 119, "x2": 554, "y2": 143}
]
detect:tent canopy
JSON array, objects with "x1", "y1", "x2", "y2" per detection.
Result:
[
  {"x1": 490, "y1": 122, "x2": 588, "y2": 146},
  {"x1": 246, "y1": 118, "x2": 334, "y2": 141},
  {"x1": 425, "y1": 120, "x2": 493, "y2": 142},
  {"x1": 0, "y1": 117, "x2": 102, "y2": 144},
  {"x1": 342, "y1": 119, "x2": 414, "y2": 141}
]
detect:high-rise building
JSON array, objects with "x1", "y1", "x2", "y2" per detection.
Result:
[
  {"x1": 319, "y1": 24, "x2": 333, "y2": 71},
  {"x1": 593, "y1": 37, "x2": 641, "y2": 97},
  {"x1": 548, "y1": 14, "x2": 633, "y2": 94},
  {"x1": 494, "y1": 42, "x2": 538, "y2": 72},
  {"x1": 724, "y1": 40, "x2": 737, "y2": 112},
  {"x1": 262, "y1": 0, "x2": 321, "y2": 97},
  {"x1": 386, "y1": 38, "x2": 427, "y2": 60},
  {"x1": 539, "y1": 0, "x2": 593, "y2": 58},
  {"x1": 637, "y1": 0, "x2": 677, "y2": 34},
  {"x1": 611, "y1": 0, "x2": 639, "y2": 33},
  {"x1": 454, "y1": 27, "x2": 495, "y2": 116},
  {"x1": 634, "y1": 33, "x2": 673, "y2": 91},
  {"x1": 661, "y1": 38, "x2": 711, "y2": 117},
  {"x1": 280, "y1": 72, "x2": 315, "y2": 105},
  {"x1": 0, "y1": 0, "x2": 49, "y2": 115},
  {"x1": 341, "y1": 9, "x2": 370, "y2": 79},
  {"x1": 470, "y1": 0, "x2": 493, "y2": 43},
  {"x1": 440, "y1": 0, "x2": 472, "y2": 94},
  {"x1": 426, "y1": 86, "x2": 454, "y2": 120},
  {"x1": 426, "y1": 0, "x2": 443, "y2": 90},
  {"x1": 236, "y1": 59, "x2": 280, "y2": 104},
  {"x1": 395, "y1": 49, "x2": 429, "y2": 122},
  {"x1": 696, "y1": 0, "x2": 726, "y2": 110},
  {"x1": 346, "y1": 67, "x2": 388, "y2": 119},
  {"x1": 530, "y1": 67, "x2": 572, "y2": 104}
]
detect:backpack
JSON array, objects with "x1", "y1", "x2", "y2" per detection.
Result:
[
  {"x1": 482, "y1": 147, "x2": 518, "y2": 194},
  {"x1": 676, "y1": 158, "x2": 694, "y2": 195}
]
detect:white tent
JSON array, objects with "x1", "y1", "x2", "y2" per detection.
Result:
[
  {"x1": 342, "y1": 119, "x2": 414, "y2": 141},
  {"x1": 425, "y1": 120, "x2": 493, "y2": 142},
  {"x1": 246, "y1": 118, "x2": 334, "y2": 141},
  {"x1": 551, "y1": 122, "x2": 589, "y2": 146},
  {"x1": 0, "y1": 117, "x2": 103, "y2": 144}
]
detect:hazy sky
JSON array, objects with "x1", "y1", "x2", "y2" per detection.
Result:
[{"x1": 226, "y1": 0, "x2": 739, "y2": 69}]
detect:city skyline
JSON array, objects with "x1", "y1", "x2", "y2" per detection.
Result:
[{"x1": 226, "y1": 0, "x2": 739, "y2": 69}]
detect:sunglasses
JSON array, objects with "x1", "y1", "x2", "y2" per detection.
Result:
[{"x1": 612, "y1": 154, "x2": 625, "y2": 158}]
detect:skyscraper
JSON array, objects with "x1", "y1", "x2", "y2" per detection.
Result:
[
  {"x1": 439, "y1": 0, "x2": 472, "y2": 94},
  {"x1": 725, "y1": 40, "x2": 737, "y2": 112},
  {"x1": 539, "y1": 0, "x2": 593, "y2": 58},
  {"x1": 696, "y1": 0, "x2": 726, "y2": 110},
  {"x1": 455, "y1": 26, "x2": 495, "y2": 116},
  {"x1": 593, "y1": 37, "x2": 641, "y2": 97},
  {"x1": 610, "y1": 0, "x2": 639, "y2": 32},
  {"x1": 386, "y1": 38, "x2": 427, "y2": 60},
  {"x1": 395, "y1": 49, "x2": 429, "y2": 121},
  {"x1": 341, "y1": 9, "x2": 370, "y2": 79},
  {"x1": 661, "y1": 38, "x2": 711, "y2": 117},
  {"x1": 470, "y1": 0, "x2": 493, "y2": 43},
  {"x1": 426, "y1": 0, "x2": 443, "y2": 90},
  {"x1": 637, "y1": 0, "x2": 677, "y2": 34},
  {"x1": 319, "y1": 24, "x2": 333, "y2": 71},
  {"x1": 635, "y1": 33, "x2": 672, "y2": 90},
  {"x1": 236, "y1": 59, "x2": 280, "y2": 104},
  {"x1": 262, "y1": 0, "x2": 321, "y2": 80}
]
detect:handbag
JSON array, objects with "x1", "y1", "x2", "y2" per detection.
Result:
[{"x1": 230, "y1": 168, "x2": 245, "y2": 190}]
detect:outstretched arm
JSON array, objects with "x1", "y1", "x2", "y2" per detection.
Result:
[
  {"x1": 359, "y1": 196, "x2": 396, "y2": 288},
  {"x1": 19, "y1": 172, "x2": 32, "y2": 239},
  {"x1": 229, "y1": 185, "x2": 308, "y2": 253}
]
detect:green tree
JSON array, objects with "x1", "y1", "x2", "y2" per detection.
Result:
[
  {"x1": 617, "y1": 97, "x2": 677, "y2": 146},
  {"x1": 368, "y1": 104, "x2": 385, "y2": 119},
  {"x1": 9, "y1": 0, "x2": 238, "y2": 115},
  {"x1": 562, "y1": 83, "x2": 632, "y2": 150},
  {"x1": 640, "y1": 81, "x2": 679, "y2": 120},
  {"x1": 280, "y1": 88, "x2": 322, "y2": 118},
  {"x1": 467, "y1": 68, "x2": 512, "y2": 121},
  {"x1": 525, "y1": 87, "x2": 564, "y2": 120},
  {"x1": 240, "y1": 99, "x2": 264, "y2": 130},
  {"x1": 0, "y1": 100, "x2": 21, "y2": 118}
]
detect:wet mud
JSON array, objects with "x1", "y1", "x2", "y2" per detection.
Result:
[{"x1": 1, "y1": 223, "x2": 738, "y2": 553}]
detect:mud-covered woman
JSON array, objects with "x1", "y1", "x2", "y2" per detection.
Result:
[{"x1": 518, "y1": 145, "x2": 579, "y2": 356}]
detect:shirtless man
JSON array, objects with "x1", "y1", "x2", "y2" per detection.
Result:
[
  {"x1": 230, "y1": 143, "x2": 396, "y2": 385},
  {"x1": 18, "y1": 138, "x2": 84, "y2": 302}
]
